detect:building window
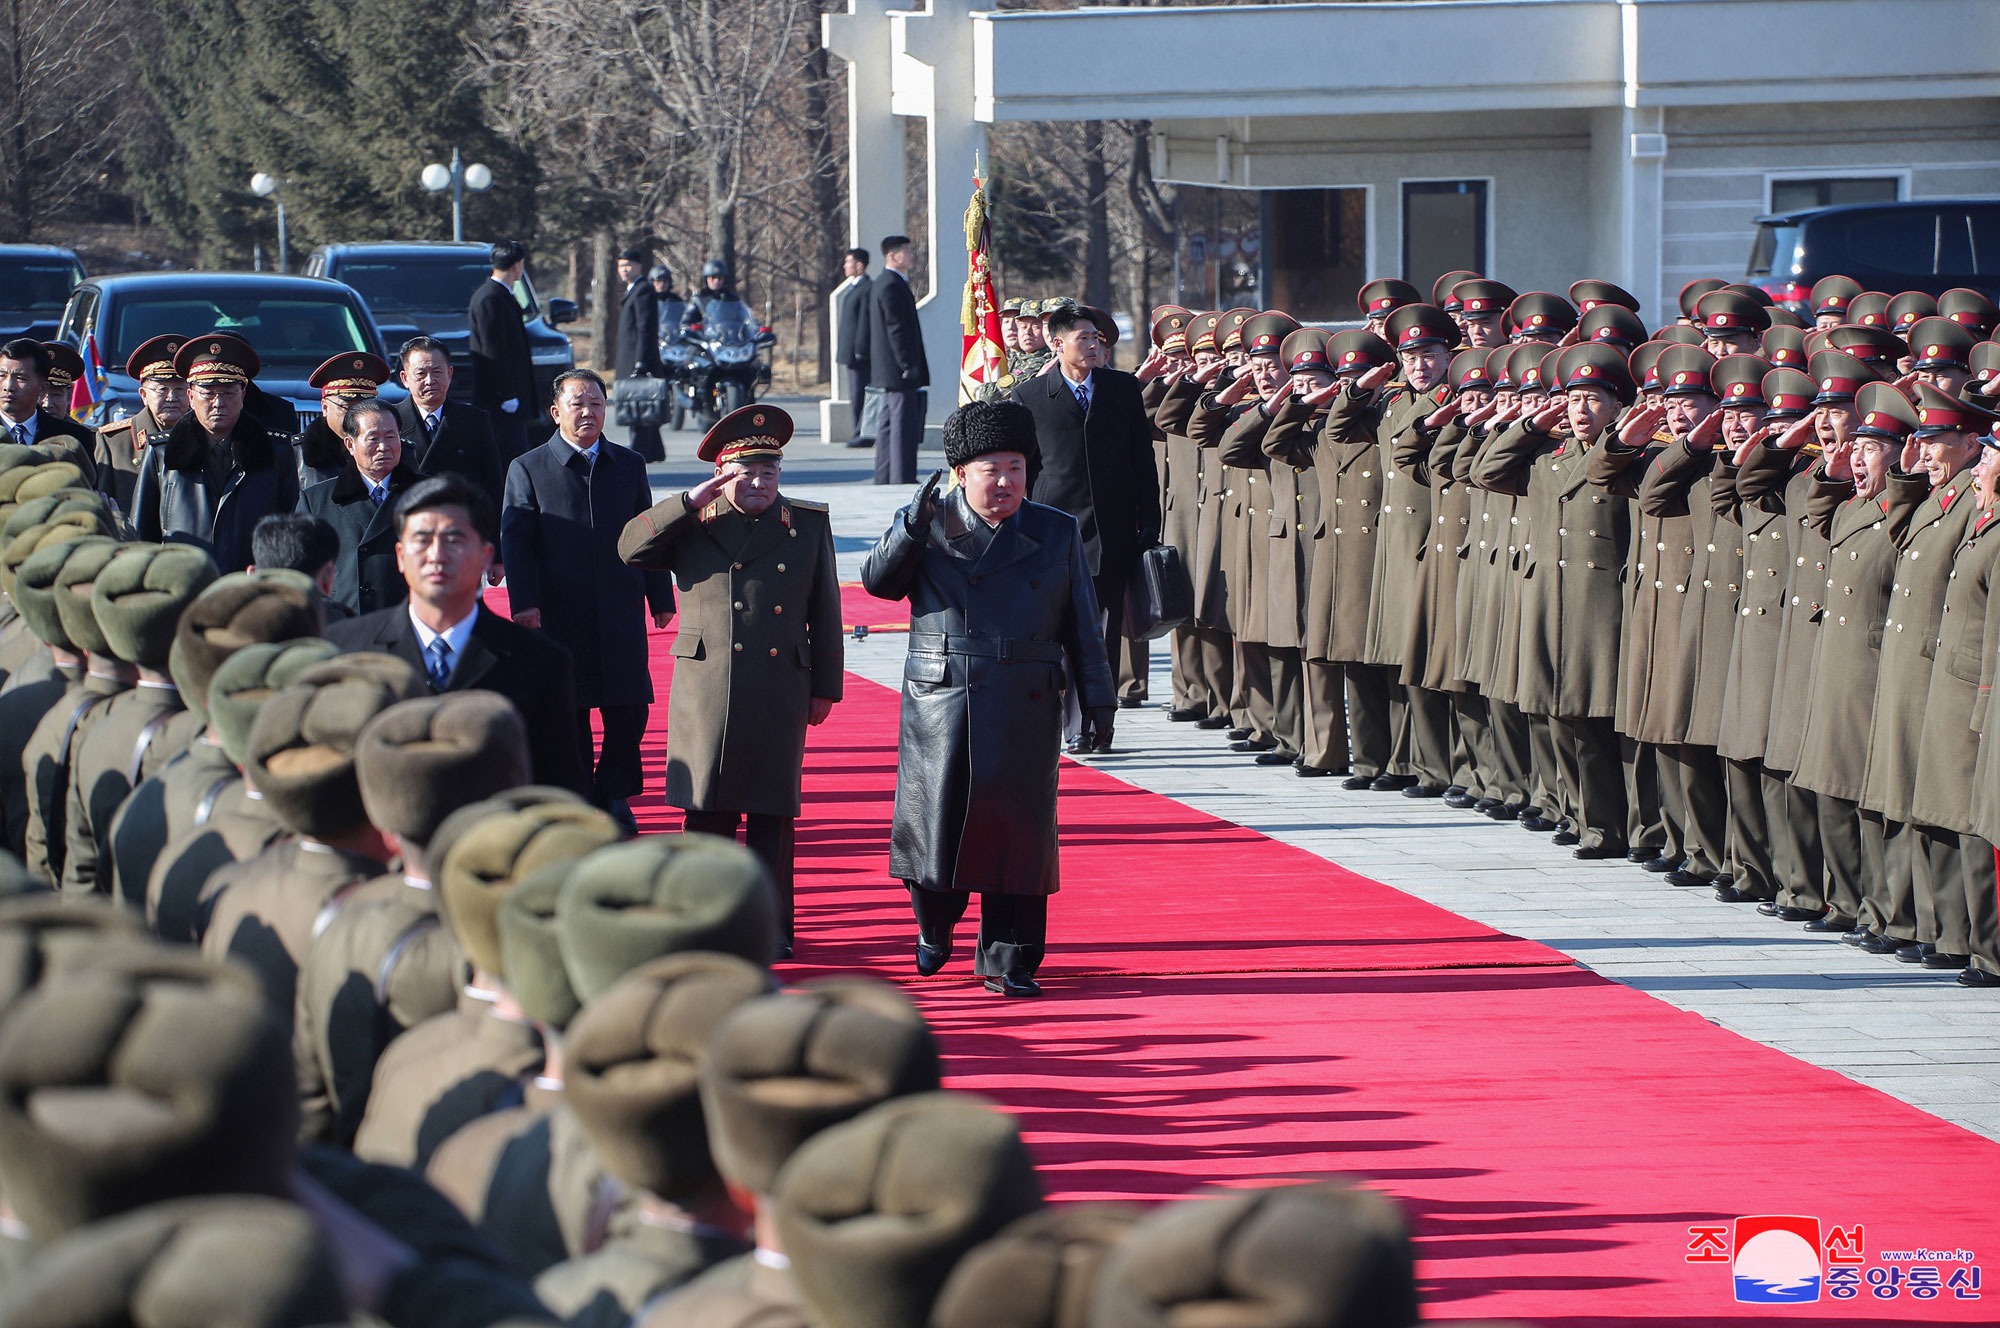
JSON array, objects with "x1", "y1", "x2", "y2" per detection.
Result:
[
  {"x1": 1769, "y1": 177, "x2": 1900, "y2": 213},
  {"x1": 1265, "y1": 189, "x2": 1368, "y2": 324},
  {"x1": 1402, "y1": 181, "x2": 1487, "y2": 300}
]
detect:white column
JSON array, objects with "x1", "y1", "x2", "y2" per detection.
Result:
[
  {"x1": 895, "y1": 0, "x2": 988, "y2": 425},
  {"x1": 821, "y1": 0, "x2": 905, "y2": 442}
]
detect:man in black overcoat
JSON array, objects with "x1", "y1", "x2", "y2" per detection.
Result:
[
  {"x1": 500, "y1": 369, "x2": 673, "y2": 827},
  {"x1": 860, "y1": 400, "x2": 1115, "y2": 998},
  {"x1": 837, "y1": 247, "x2": 874, "y2": 447},
  {"x1": 615, "y1": 246, "x2": 666, "y2": 463},
  {"x1": 295, "y1": 398, "x2": 424, "y2": 615},
  {"x1": 868, "y1": 235, "x2": 928, "y2": 484},
  {"x1": 326, "y1": 472, "x2": 585, "y2": 794},
  {"x1": 468, "y1": 240, "x2": 537, "y2": 465},
  {"x1": 392, "y1": 335, "x2": 503, "y2": 514}
]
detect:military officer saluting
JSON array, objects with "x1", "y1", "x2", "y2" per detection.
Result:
[
  {"x1": 617, "y1": 404, "x2": 844, "y2": 958},
  {"x1": 93, "y1": 334, "x2": 187, "y2": 517}
]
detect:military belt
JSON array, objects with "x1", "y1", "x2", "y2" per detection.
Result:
[
  {"x1": 907, "y1": 632, "x2": 1065, "y2": 664},
  {"x1": 126, "y1": 712, "x2": 177, "y2": 786}
]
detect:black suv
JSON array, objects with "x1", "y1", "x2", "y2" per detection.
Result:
[
  {"x1": 1747, "y1": 200, "x2": 2000, "y2": 315},
  {"x1": 0, "y1": 245, "x2": 85, "y2": 341},
  {"x1": 304, "y1": 243, "x2": 576, "y2": 405}
]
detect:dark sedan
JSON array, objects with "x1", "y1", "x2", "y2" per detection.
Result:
[
  {"x1": 0, "y1": 245, "x2": 85, "y2": 342},
  {"x1": 55, "y1": 271, "x2": 405, "y2": 431}
]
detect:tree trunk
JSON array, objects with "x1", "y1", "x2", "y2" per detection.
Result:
[
  {"x1": 1083, "y1": 121, "x2": 1112, "y2": 315},
  {"x1": 708, "y1": 151, "x2": 737, "y2": 278},
  {"x1": 588, "y1": 228, "x2": 618, "y2": 373},
  {"x1": 803, "y1": 8, "x2": 842, "y2": 387},
  {"x1": 567, "y1": 241, "x2": 588, "y2": 304}
]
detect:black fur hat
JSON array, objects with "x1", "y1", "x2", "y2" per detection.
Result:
[{"x1": 943, "y1": 400, "x2": 1039, "y2": 469}]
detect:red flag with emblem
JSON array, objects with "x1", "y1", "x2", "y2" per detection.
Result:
[{"x1": 959, "y1": 168, "x2": 1005, "y2": 405}]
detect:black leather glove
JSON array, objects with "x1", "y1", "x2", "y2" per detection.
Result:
[
  {"x1": 908, "y1": 469, "x2": 946, "y2": 532},
  {"x1": 1084, "y1": 706, "x2": 1117, "y2": 754}
]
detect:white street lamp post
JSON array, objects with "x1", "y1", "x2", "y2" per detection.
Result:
[
  {"x1": 250, "y1": 172, "x2": 286, "y2": 273},
  {"x1": 421, "y1": 148, "x2": 493, "y2": 242}
]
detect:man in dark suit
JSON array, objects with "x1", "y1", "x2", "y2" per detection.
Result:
[
  {"x1": 296, "y1": 398, "x2": 424, "y2": 615},
  {"x1": 0, "y1": 338, "x2": 97, "y2": 485},
  {"x1": 501, "y1": 369, "x2": 673, "y2": 828},
  {"x1": 868, "y1": 235, "x2": 928, "y2": 484},
  {"x1": 615, "y1": 245, "x2": 666, "y2": 463},
  {"x1": 326, "y1": 472, "x2": 585, "y2": 794},
  {"x1": 1011, "y1": 303, "x2": 1162, "y2": 670},
  {"x1": 468, "y1": 240, "x2": 537, "y2": 466},
  {"x1": 837, "y1": 247, "x2": 874, "y2": 448},
  {"x1": 391, "y1": 335, "x2": 502, "y2": 513}
]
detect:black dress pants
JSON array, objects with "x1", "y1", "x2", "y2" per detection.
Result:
[
  {"x1": 576, "y1": 705, "x2": 647, "y2": 803},
  {"x1": 907, "y1": 884, "x2": 1048, "y2": 979},
  {"x1": 685, "y1": 809, "x2": 795, "y2": 945}
]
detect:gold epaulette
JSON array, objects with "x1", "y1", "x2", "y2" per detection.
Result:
[
  {"x1": 1652, "y1": 429, "x2": 1674, "y2": 444},
  {"x1": 788, "y1": 498, "x2": 829, "y2": 512}
]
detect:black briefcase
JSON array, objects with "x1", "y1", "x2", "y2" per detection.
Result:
[
  {"x1": 1125, "y1": 543, "x2": 1194, "y2": 640},
  {"x1": 611, "y1": 373, "x2": 668, "y2": 427}
]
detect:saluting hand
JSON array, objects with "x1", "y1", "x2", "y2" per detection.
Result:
[
  {"x1": 1215, "y1": 374, "x2": 1258, "y2": 406},
  {"x1": 1301, "y1": 377, "x2": 1344, "y2": 408},
  {"x1": 1260, "y1": 377, "x2": 1295, "y2": 414},
  {"x1": 1135, "y1": 351, "x2": 1167, "y2": 382},
  {"x1": 687, "y1": 472, "x2": 730, "y2": 508},
  {"x1": 1530, "y1": 399, "x2": 1569, "y2": 432},
  {"x1": 1617, "y1": 403, "x2": 1667, "y2": 449},
  {"x1": 1686, "y1": 409, "x2": 1725, "y2": 452},
  {"x1": 1464, "y1": 397, "x2": 1502, "y2": 428},
  {"x1": 1732, "y1": 425, "x2": 1773, "y2": 467},
  {"x1": 1901, "y1": 435, "x2": 1924, "y2": 475},
  {"x1": 1824, "y1": 437, "x2": 1854, "y2": 482},
  {"x1": 1424, "y1": 397, "x2": 1461, "y2": 431},
  {"x1": 1557, "y1": 324, "x2": 1583, "y2": 348},
  {"x1": 1355, "y1": 362, "x2": 1397, "y2": 394},
  {"x1": 1892, "y1": 370, "x2": 1922, "y2": 401},
  {"x1": 1192, "y1": 359, "x2": 1227, "y2": 386},
  {"x1": 1772, "y1": 411, "x2": 1819, "y2": 452}
]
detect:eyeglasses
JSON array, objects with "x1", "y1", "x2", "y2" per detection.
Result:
[
  {"x1": 189, "y1": 383, "x2": 245, "y2": 401},
  {"x1": 401, "y1": 529, "x2": 473, "y2": 551}
]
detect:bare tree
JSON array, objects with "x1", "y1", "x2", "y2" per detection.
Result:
[{"x1": 0, "y1": 0, "x2": 133, "y2": 241}]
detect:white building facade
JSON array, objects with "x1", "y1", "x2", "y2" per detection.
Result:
[{"x1": 822, "y1": 0, "x2": 2000, "y2": 432}]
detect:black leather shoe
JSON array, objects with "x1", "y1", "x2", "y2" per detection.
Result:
[
  {"x1": 1574, "y1": 842, "x2": 1627, "y2": 860},
  {"x1": 1065, "y1": 735, "x2": 1092, "y2": 756},
  {"x1": 1714, "y1": 885, "x2": 1767, "y2": 904},
  {"x1": 1195, "y1": 715, "x2": 1231, "y2": 730},
  {"x1": 1118, "y1": 697, "x2": 1143, "y2": 709},
  {"x1": 1443, "y1": 788, "x2": 1478, "y2": 809},
  {"x1": 1893, "y1": 943, "x2": 1928, "y2": 964},
  {"x1": 1628, "y1": 846, "x2": 1661, "y2": 863},
  {"x1": 1520, "y1": 813, "x2": 1558, "y2": 833},
  {"x1": 1486, "y1": 803, "x2": 1522, "y2": 821},
  {"x1": 1713, "y1": 873, "x2": 1736, "y2": 888},
  {"x1": 1841, "y1": 926, "x2": 1872, "y2": 946},
  {"x1": 1231, "y1": 737, "x2": 1277, "y2": 753},
  {"x1": 1805, "y1": 914, "x2": 1857, "y2": 933},
  {"x1": 775, "y1": 942, "x2": 795, "y2": 961},
  {"x1": 1924, "y1": 951, "x2": 1970, "y2": 970},
  {"x1": 1296, "y1": 763, "x2": 1335, "y2": 778},
  {"x1": 603, "y1": 798, "x2": 639, "y2": 835},
  {"x1": 1402, "y1": 783, "x2": 1444, "y2": 799},
  {"x1": 1774, "y1": 905, "x2": 1821, "y2": 922},
  {"x1": 1227, "y1": 727, "x2": 1251, "y2": 741},
  {"x1": 1639, "y1": 855, "x2": 1679, "y2": 873},
  {"x1": 984, "y1": 972, "x2": 1042, "y2": 998},
  {"x1": 1957, "y1": 966, "x2": 2000, "y2": 987},
  {"x1": 1472, "y1": 797, "x2": 1502, "y2": 814},
  {"x1": 1756, "y1": 900, "x2": 1782, "y2": 916},
  {"x1": 915, "y1": 943, "x2": 951, "y2": 977},
  {"x1": 1664, "y1": 869, "x2": 1712, "y2": 888},
  {"x1": 1370, "y1": 774, "x2": 1415, "y2": 791},
  {"x1": 1167, "y1": 707, "x2": 1203, "y2": 722},
  {"x1": 1255, "y1": 750, "x2": 1295, "y2": 765},
  {"x1": 1341, "y1": 774, "x2": 1376, "y2": 790},
  {"x1": 1860, "y1": 932, "x2": 1906, "y2": 955},
  {"x1": 1552, "y1": 828, "x2": 1582, "y2": 846}
]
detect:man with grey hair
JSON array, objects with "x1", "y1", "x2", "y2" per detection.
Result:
[{"x1": 297, "y1": 397, "x2": 426, "y2": 615}]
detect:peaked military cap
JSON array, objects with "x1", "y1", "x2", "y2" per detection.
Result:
[
  {"x1": 1940, "y1": 287, "x2": 2000, "y2": 337},
  {"x1": 1724, "y1": 282, "x2": 1774, "y2": 307},
  {"x1": 1187, "y1": 311, "x2": 1224, "y2": 355},
  {"x1": 1558, "y1": 342, "x2": 1637, "y2": 403},
  {"x1": 1694, "y1": 289, "x2": 1771, "y2": 338},
  {"x1": 1218, "y1": 308, "x2": 1257, "y2": 352},
  {"x1": 1712, "y1": 354, "x2": 1773, "y2": 409},
  {"x1": 558, "y1": 835, "x2": 778, "y2": 995},
  {"x1": 1035, "y1": 296, "x2": 1077, "y2": 322},
  {"x1": 1628, "y1": 341, "x2": 1674, "y2": 395},
  {"x1": 1072, "y1": 305, "x2": 1119, "y2": 345},
  {"x1": 1524, "y1": 348, "x2": 1561, "y2": 395},
  {"x1": 438, "y1": 801, "x2": 621, "y2": 976},
  {"x1": 1570, "y1": 279, "x2": 1641, "y2": 314},
  {"x1": 1808, "y1": 349, "x2": 1881, "y2": 405},
  {"x1": 1654, "y1": 324, "x2": 1706, "y2": 348},
  {"x1": 355, "y1": 691, "x2": 532, "y2": 847},
  {"x1": 1810, "y1": 274, "x2": 1864, "y2": 319},
  {"x1": 1579, "y1": 304, "x2": 1647, "y2": 350},
  {"x1": 1657, "y1": 344, "x2": 1719, "y2": 398},
  {"x1": 1000, "y1": 297, "x2": 1024, "y2": 317},
  {"x1": 1761, "y1": 367, "x2": 1818, "y2": 420},
  {"x1": 1448, "y1": 348, "x2": 1493, "y2": 394},
  {"x1": 1765, "y1": 306, "x2": 1809, "y2": 329},
  {"x1": 1969, "y1": 340, "x2": 2000, "y2": 391},
  {"x1": 1506, "y1": 292, "x2": 1576, "y2": 339},
  {"x1": 776, "y1": 1092, "x2": 1044, "y2": 1328},
  {"x1": 1356, "y1": 278, "x2": 1419, "y2": 318},
  {"x1": 1327, "y1": 328, "x2": 1393, "y2": 376},
  {"x1": 1383, "y1": 304, "x2": 1454, "y2": 351},
  {"x1": 1845, "y1": 291, "x2": 1893, "y2": 329},
  {"x1": 933, "y1": 1202, "x2": 1146, "y2": 1328},
  {"x1": 91, "y1": 543, "x2": 219, "y2": 670},
  {"x1": 564, "y1": 952, "x2": 774, "y2": 1200},
  {"x1": 1498, "y1": 343, "x2": 1541, "y2": 390},
  {"x1": 1149, "y1": 307, "x2": 1192, "y2": 354},
  {"x1": 701, "y1": 977, "x2": 941, "y2": 1195},
  {"x1": 1762, "y1": 323, "x2": 1809, "y2": 369},
  {"x1": 1826, "y1": 322, "x2": 1906, "y2": 365},
  {"x1": 1450, "y1": 279, "x2": 1516, "y2": 318},
  {"x1": 1091, "y1": 1183, "x2": 1417, "y2": 1328},
  {"x1": 1911, "y1": 381, "x2": 2000, "y2": 437},
  {"x1": 1240, "y1": 312, "x2": 1298, "y2": 356},
  {"x1": 698, "y1": 402, "x2": 792, "y2": 465},
  {"x1": 173, "y1": 333, "x2": 259, "y2": 386},
  {"x1": 1852, "y1": 380, "x2": 1922, "y2": 440},
  {"x1": 1906, "y1": 316, "x2": 1975, "y2": 372},
  {"x1": 1886, "y1": 290, "x2": 1938, "y2": 334},
  {"x1": 1279, "y1": 327, "x2": 1331, "y2": 375},
  {"x1": 1678, "y1": 278, "x2": 1729, "y2": 319},
  {"x1": 308, "y1": 351, "x2": 390, "y2": 402},
  {"x1": 1430, "y1": 270, "x2": 1481, "y2": 312},
  {"x1": 40, "y1": 342, "x2": 84, "y2": 392},
  {"x1": 124, "y1": 334, "x2": 187, "y2": 382}
]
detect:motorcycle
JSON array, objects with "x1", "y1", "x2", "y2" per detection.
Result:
[{"x1": 669, "y1": 299, "x2": 777, "y2": 431}]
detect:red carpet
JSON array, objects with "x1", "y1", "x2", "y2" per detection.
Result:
[
  {"x1": 530, "y1": 594, "x2": 2000, "y2": 1324},
  {"x1": 839, "y1": 581, "x2": 909, "y2": 633}
]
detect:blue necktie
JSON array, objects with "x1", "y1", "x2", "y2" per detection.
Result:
[
  {"x1": 427, "y1": 638, "x2": 453, "y2": 691},
  {"x1": 9, "y1": 424, "x2": 25, "y2": 445},
  {"x1": 1074, "y1": 380, "x2": 1091, "y2": 413}
]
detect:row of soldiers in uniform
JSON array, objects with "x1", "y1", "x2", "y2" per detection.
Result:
[
  {"x1": 0, "y1": 471, "x2": 1442, "y2": 1325},
  {"x1": 1138, "y1": 272, "x2": 2000, "y2": 990}
]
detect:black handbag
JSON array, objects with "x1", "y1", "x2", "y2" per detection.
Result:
[
  {"x1": 611, "y1": 373, "x2": 668, "y2": 427},
  {"x1": 1124, "y1": 543, "x2": 1194, "y2": 640}
]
